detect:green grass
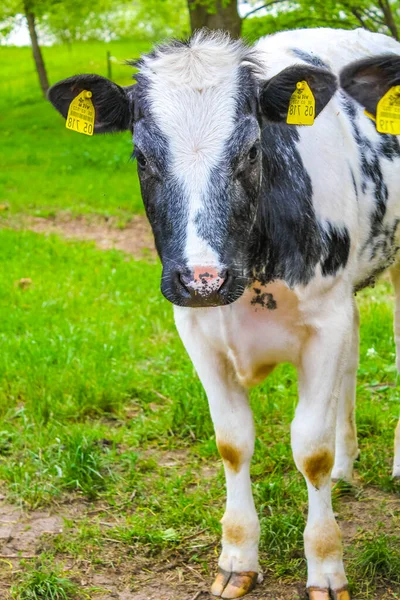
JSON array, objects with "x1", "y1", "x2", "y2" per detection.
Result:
[
  {"x1": 354, "y1": 533, "x2": 400, "y2": 585},
  {"x1": 0, "y1": 228, "x2": 398, "y2": 598},
  {"x1": 0, "y1": 40, "x2": 150, "y2": 220},
  {"x1": 11, "y1": 560, "x2": 79, "y2": 600}
]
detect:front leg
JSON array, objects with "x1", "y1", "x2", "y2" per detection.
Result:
[
  {"x1": 175, "y1": 307, "x2": 260, "y2": 599},
  {"x1": 332, "y1": 301, "x2": 359, "y2": 482},
  {"x1": 292, "y1": 299, "x2": 353, "y2": 600}
]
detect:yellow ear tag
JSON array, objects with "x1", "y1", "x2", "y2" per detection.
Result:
[
  {"x1": 66, "y1": 90, "x2": 95, "y2": 136},
  {"x1": 376, "y1": 85, "x2": 400, "y2": 135},
  {"x1": 364, "y1": 109, "x2": 376, "y2": 122},
  {"x1": 286, "y1": 81, "x2": 315, "y2": 126}
]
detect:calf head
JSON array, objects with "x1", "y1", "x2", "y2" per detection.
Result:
[{"x1": 48, "y1": 32, "x2": 337, "y2": 307}]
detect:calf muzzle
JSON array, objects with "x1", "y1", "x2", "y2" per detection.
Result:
[{"x1": 162, "y1": 265, "x2": 245, "y2": 307}]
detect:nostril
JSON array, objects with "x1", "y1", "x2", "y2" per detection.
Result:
[
  {"x1": 178, "y1": 271, "x2": 192, "y2": 291},
  {"x1": 218, "y1": 269, "x2": 231, "y2": 292}
]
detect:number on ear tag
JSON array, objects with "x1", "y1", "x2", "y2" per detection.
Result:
[
  {"x1": 66, "y1": 90, "x2": 95, "y2": 136},
  {"x1": 287, "y1": 81, "x2": 315, "y2": 126},
  {"x1": 376, "y1": 86, "x2": 400, "y2": 135}
]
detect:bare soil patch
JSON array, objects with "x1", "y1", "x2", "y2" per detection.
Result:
[
  {"x1": 0, "y1": 476, "x2": 399, "y2": 599},
  {"x1": 3, "y1": 214, "x2": 157, "y2": 260}
]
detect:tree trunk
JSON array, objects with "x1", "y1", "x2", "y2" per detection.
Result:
[
  {"x1": 188, "y1": 0, "x2": 242, "y2": 38},
  {"x1": 379, "y1": 0, "x2": 399, "y2": 40},
  {"x1": 24, "y1": 3, "x2": 50, "y2": 97}
]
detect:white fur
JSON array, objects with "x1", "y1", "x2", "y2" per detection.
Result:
[
  {"x1": 256, "y1": 27, "x2": 400, "y2": 75},
  {"x1": 141, "y1": 32, "x2": 257, "y2": 268}
]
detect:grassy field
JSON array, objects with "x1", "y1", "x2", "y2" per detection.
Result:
[
  {"x1": 0, "y1": 41, "x2": 152, "y2": 222},
  {"x1": 0, "y1": 40, "x2": 400, "y2": 600}
]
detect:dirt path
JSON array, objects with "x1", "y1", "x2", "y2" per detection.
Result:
[{"x1": 2, "y1": 214, "x2": 157, "y2": 259}]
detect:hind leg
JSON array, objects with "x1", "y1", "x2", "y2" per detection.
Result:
[
  {"x1": 332, "y1": 301, "x2": 359, "y2": 482},
  {"x1": 390, "y1": 264, "x2": 400, "y2": 477}
]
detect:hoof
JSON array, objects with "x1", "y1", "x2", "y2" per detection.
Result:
[
  {"x1": 211, "y1": 568, "x2": 258, "y2": 598},
  {"x1": 332, "y1": 587, "x2": 351, "y2": 600},
  {"x1": 307, "y1": 586, "x2": 350, "y2": 600}
]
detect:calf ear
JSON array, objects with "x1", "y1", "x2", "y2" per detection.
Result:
[
  {"x1": 340, "y1": 54, "x2": 400, "y2": 116},
  {"x1": 48, "y1": 74, "x2": 134, "y2": 133},
  {"x1": 259, "y1": 66, "x2": 337, "y2": 122}
]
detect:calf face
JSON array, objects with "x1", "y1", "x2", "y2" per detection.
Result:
[{"x1": 48, "y1": 32, "x2": 336, "y2": 307}]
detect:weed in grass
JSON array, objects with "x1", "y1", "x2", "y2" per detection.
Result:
[
  {"x1": 59, "y1": 431, "x2": 112, "y2": 498},
  {"x1": 114, "y1": 523, "x2": 181, "y2": 555},
  {"x1": 259, "y1": 510, "x2": 305, "y2": 579},
  {"x1": 169, "y1": 386, "x2": 213, "y2": 440},
  {"x1": 12, "y1": 561, "x2": 79, "y2": 600},
  {"x1": 260, "y1": 511, "x2": 304, "y2": 556},
  {"x1": 0, "y1": 429, "x2": 15, "y2": 455}
]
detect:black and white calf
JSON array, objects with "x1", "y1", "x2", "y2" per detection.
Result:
[{"x1": 48, "y1": 27, "x2": 400, "y2": 600}]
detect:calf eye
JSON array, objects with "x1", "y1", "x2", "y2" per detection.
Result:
[
  {"x1": 136, "y1": 150, "x2": 147, "y2": 171},
  {"x1": 248, "y1": 145, "x2": 259, "y2": 163}
]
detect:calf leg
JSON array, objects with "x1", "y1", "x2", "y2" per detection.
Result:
[
  {"x1": 174, "y1": 309, "x2": 260, "y2": 599},
  {"x1": 394, "y1": 421, "x2": 400, "y2": 478},
  {"x1": 332, "y1": 302, "x2": 359, "y2": 482},
  {"x1": 292, "y1": 302, "x2": 353, "y2": 599},
  {"x1": 390, "y1": 263, "x2": 400, "y2": 477}
]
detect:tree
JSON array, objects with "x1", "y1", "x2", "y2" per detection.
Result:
[
  {"x1": 0, "y1": 0, "x2": 50, "y2": 96},
  {"x1": 24, "y1": 0, "x2": 49, "y2": 96},
  {"x1": 186, "y1": 0, "x2": 399, "y2": 40},
  {"x1": 188, "y1": 0, "x2": 242, "y2": 37}
]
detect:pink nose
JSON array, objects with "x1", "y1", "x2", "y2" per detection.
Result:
[
  {"x1": 180, "y1": 266, "x2": 225, "y2": 292},
  {"x1": 193, "y1": 266, "x2": 224, "y2": 285}
]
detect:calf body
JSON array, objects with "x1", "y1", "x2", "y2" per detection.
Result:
[{"x1": 48, "y1": 27, "x2": 400, "y2": 599}]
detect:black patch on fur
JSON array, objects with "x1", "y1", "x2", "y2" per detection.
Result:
[
  {"x1": 291, "y1": 48, "x2": 329, "y2": 70},
  {"x1": 249, "y1": 123, "x2": 353, "y2": 285},
  {"x1": 321, "y1": 224, "x2": 351, "y2": 276},
  {"x1": 251, "y1": 288, "x2": 277, "y2": 309},
  {"x1": 341, "y1": 93, "x2": 390, "y2": 260},
  {"x1": 252, "y1": 126, "x2": 323, "y2": 286},
  {"x1": 350, "y1": 166, "x2": 358, "y2": 201},
  {"x1": 339, "y1": 92, "x2": 400, "y2": 291},
  {"x1": 378, "y1": 134, "x2": 400, "y2": 161},
  {"x1": 354, "y1": 220, "x2": 400, "y2": 291},
  {"x1": 130, "y1": 82, "x2": 190, "y2": 304}
]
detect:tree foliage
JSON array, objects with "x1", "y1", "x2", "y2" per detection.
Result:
[
  {"x1": 0, "y1": 0, "x2": 189, "y2": 44},
  {"x1": 2, "y1": 0, "x2": 399, "y2": 96},
  {"x1": 242, "y1": 0, "x2": 400, "y2": 41}
]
